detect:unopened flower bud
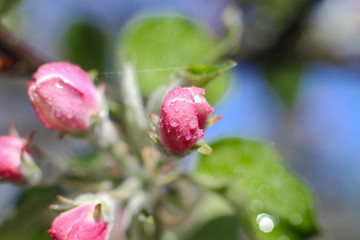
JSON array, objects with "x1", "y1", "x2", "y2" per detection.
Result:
[
  {"x1": 158, "y1": 87, "x2": 214, "y2": 153},
  {"x1": 188, "y1": 87, "x2": 214, "y2": 129},
  {"x1": 49, "y1": 194, "x2": 116, "y2": 240},
  {"x1": 27, "y1": 62, "x2": 101, "y2": 134},
  {"x1": 0, "y1": 135, "x2": 40, "y2": 183}
]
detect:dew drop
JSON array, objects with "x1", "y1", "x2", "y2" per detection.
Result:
[
  {"x1": 189, "y1": 118, "x2": 198, "y2": 130},
  {"x1": 185, "y1": 134, "x2": 192, "y2": 141},
  {"x1": 271, "y1": 164, "x2": 284, "y2": 176},
  {"x1": 250, "y1": 199, "x2": 264, "y2": 212},
  {"x1": 288, "y1": 212, "x2": 303, "y2": 225},
  {"x1": 257, "y1": 184, "x2": 272, "y2": 199},
  {"x1": 169, "y1": 118, "x2": 179, "y2": 128},
  {"x1": 256, "y1": 213, "x2": 275, "y2": 233},
  {"x1": 55, "y1": 83, "x2": 63, "y2": 89}
]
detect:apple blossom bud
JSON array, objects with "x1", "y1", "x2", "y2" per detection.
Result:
[
  {"x1": 0, "y1": 135, "x2": 40, "y2": 183},
  {"x1": 188, "y1": 87, "x2": 214, "y2": 129},
  {"x1": 49, "y1": 194, "x2": 116, "y2": 240},
  {"x1": 158, "y1": 87, "x2": 214, "y2": 153},
  {"x1": 27, "y1": 62, "x2": 100, "y2": 133}
]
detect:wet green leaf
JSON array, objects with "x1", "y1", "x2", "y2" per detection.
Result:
[
  {"x1": 0, "y1": 186, "x2": 59, "y2": 240},
  {"x1": 186, "y1": 216, "x2": 240, "y2": 240},
  {"x1": 117, "y1": 16, "x2": 229, "y2": 103},
  {"x1": 265, "y1": 62, "x2": 302, "y2": 107},
  {"x1": 71, "y1": 150, "x2": 104, "y2": 170},
  {"x1": 178, "y1": 61, "x2": 236, "y2": 88},
  {"x1": 178, "y1": 191, "x2": 241, "y2": 240},
  {"x1": 192, "y1": 138, "x2": 318, "y2": 239}
]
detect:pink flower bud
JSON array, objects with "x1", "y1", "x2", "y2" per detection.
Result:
[
  {"x1": 27, "y1": 62, "x2": 100, "y2": 133},
  {"x1": 49, "y1": 203, "x2": 108, "y2": 240},
  {"x1": 0, "y1": 136, "x2": 31, "y2": 181},
  {"x1": 158, "y1": 87, "x2": 214, "y2": 153},
  {"x1": 188, "y1": 87, "x2": 214, "y2": 129}
]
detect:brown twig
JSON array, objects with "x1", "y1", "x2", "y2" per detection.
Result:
[{"x1": 0, "y1": 22, "x2": 46, "y2": 74}]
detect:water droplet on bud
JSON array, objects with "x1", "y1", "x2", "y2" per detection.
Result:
[
  {"x1": 189, "y1": 118, "x2": 198, "y2": 130},
  {"x1": 55, "y1": 83, "x2": 63, "y2": 89},
  {"x1": 169, "y1": 118, "x2": 179, "y2": 128}
]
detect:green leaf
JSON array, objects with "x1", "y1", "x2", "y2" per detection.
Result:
[
  {"x1": 193, "y1": 140, "x2": 213, "y2": 155},
  {"x1": 0, "y1": 186, "x2": 60, "y2": 240},
  {"x1": 265, "y1": 62, "x2": 302, "y2": 107},
  {"x1": 192, "y1": 138, "x2": 318, "y2": 240},
  {"x1": 179, "y1": 61, "x2": 236, "y2": 88},
  {"x1": 186, "y1": 216, "x2": 240, "y2": 240},
  {"x1": 117, "y1": 16, "x2": 229, "y2": 103},
  {"x1": 63, "y1": 21, "x2": 107, "y2": 72},
  {"x1": 0, "y1": 0, "x2": 20, "y2": 16},
  {"x1": 177, "y1": 191, "x2": 241, "y2": 240}
]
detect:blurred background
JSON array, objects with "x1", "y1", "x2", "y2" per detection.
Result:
[{"x1": 0, "y1": 0, "x2": 360, "y2": 239}]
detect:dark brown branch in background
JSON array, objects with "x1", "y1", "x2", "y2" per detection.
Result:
[
  {"x1": 0, "y1": 22, "x2": 45, "y2": 75},
  {"x1": 232, "y1": 0, "x2": 316, "y2": 66},
  {"x1": 251, "y1": 0, "x2": 315, "y2": 66}
]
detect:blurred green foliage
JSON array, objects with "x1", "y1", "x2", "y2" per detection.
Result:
[
  {"x1": 0, "y1": 0, "x2": 20, "y2": 16},
  {"x1": 265, "y1": 63, "x2": 303, "y2": 107},
  {"x1": 193, "y1": 138, "x2": 318, "y2": 239},
  {"x1": 187, "y1": 216, "x2": 240, "y2": 240},
  {"x1": 64, "y1": 21, "x2": 108, "y2": 72},
  {"x1": 255, "y1": 0, "x2": 307, "y2": 30},
  {"x1": 179, "y1": 61, "x2": 236, "y2": 87},
  {"x1": 0, "y1": 186, "x2": 59, "y2": 240},
  {"x1": 117, "y1": 16, "x2": 230, "y2": 103}
]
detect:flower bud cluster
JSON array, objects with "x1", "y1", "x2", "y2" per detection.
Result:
[{"x1": 0, "y1": 60, "x2": 220, "y2": 240}]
